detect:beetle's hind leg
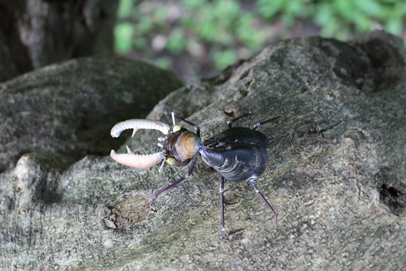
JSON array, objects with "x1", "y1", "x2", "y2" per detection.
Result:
[
  {"x1": 252, "y1": 115, "x2": 283, "y2": 131},
  {"x1": 220, "y1": 176, "x2": 230, "y2": 239},
  {"x1": 150, "y1": 156, "x2": 198, "y2": 199},
  {"x1": 249, "y1": 178, "x2": 281, "y2": 221}
]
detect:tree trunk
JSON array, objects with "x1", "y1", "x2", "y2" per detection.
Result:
[
  {"x1": 1, "y1": 31, "x2": 405, "y2": 270},
  {"x1": 0, "y1": 0, "x2": 117, "y2": 81}
]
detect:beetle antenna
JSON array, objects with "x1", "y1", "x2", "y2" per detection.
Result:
[
  {"x1": 163, "y1": 111, "x2": 201, "y2": 137},
  {"x1": 172, "y1": 112, "x2": 176, "y2": 127}
]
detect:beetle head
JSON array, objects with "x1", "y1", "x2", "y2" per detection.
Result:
[
  {"x1": 110, "y1": 117, "x2": 201, "y2": 169},
  {"x1": 163, "y1": 129, "x2": 201, "y2": 167}
]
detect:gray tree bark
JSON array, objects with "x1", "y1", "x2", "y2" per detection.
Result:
[
  {"x1": 1, "y1": 31, "x2": 405, "y2": 270},
  {"x1": 0, "y1": 57, "x2": 183, "y2": 173}
]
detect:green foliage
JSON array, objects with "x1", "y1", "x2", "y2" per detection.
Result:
[
  {"x1": 152, "y1": 57, "x2": 171, "y2": 70},
  {"x1": 114, "y1": 23, "x2": 134, "y2": 53},
  {"x1": 211, "y1": 48, "x2": 237, "y2": 70},
  {"x1": 115, "y1": 0, "x2": 405, "y2": 73},
  {"x1": 258, "y1": 0, "x2": 406, "y2": 38},
  {"x1": 117, "y1": 0, "x2": 135, "y2": 19},
  {"x1": 167, "y1": 28, "x2": 186, "y2": 53}
]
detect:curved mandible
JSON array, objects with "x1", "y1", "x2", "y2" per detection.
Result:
[
  {"x1": 110, "y1": 119, "x2": 170, "y2": 138},
  {"x1": 110, "y1": 119, "x2": 170, "y2": 168},
  {"x1": 110, "y1": 149, "x2": 165, "y2": 169}
]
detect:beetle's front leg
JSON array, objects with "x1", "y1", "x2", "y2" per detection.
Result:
[
  {"x1": 151, "y1": 156, "x2": 198, "y2": 199},
  {"x1": 220, "y1": 175, "x2": 230, "y2": 239}
]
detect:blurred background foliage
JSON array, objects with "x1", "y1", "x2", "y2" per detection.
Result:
[{"x1": 115, "y1": 0, "x2": 406, "y2": 82}]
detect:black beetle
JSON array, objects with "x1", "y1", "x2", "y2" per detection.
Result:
[{"x1": 110, "y1": 111, "x2": 282, "y2": 238}]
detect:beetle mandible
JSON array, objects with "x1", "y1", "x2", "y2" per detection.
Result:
[{"x1": 110, "y1": 111, "x2": 282, "y2": 238}]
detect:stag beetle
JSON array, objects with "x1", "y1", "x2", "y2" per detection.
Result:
[{"x1": 110, "y1": 111, "x2": 282, "y2": 238}]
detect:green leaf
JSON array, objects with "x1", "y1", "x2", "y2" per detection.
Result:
[
  {"x1": 199, "y1": 20, "x2": 217, "y2": 41},
  {"x1": 155, "y1": 6, "x2": 167, "y2": 22},
  {"x1": 167, "y1": 29, "x2": 186, "y2": 53},
  {"x1": 285, "y1": 0, "x2": 306, "y2": 18},
  {"x1": 153, "y1": 57, "x2": 171, "y2": 70},
  {"x1": 354, "y1": 15, "x2": 372, "y2": 33},
  {"x1": 214, "y1": 0, "x2": 240, "y2": 21},
  {"x1": 183, "y1": 0, "x2": 206, "y2": 10},
  {"x1": 333, "y1": 0, "x2": 359, "y2": 21},
  {"x1": 315, "y1": 3, "x2": 333, "y2": 26},
  {"x1": 257, "y1": 0, "x2": 285, "y2": 19},
  {"x1": 212, "y1": 49, "x2": 237, "y2": 70},
  {"x1": 117, "y1": 0, "x2": 135, "y2": 19},
  {"x1": 355, "y1": 0, "x2": 383, "y2": 18},
  {"x1": 136, "y1": 17, "x2": 154, "y2": 34},
  {"x1": 385, "y1": 18, "x2": 402, "y2": 35},
  {"x1": 114, "y1": 23, "x2": 134, "y2": 53},
  {"x1": 133, "y1": 36, "x2": 148, "y2": 50}
]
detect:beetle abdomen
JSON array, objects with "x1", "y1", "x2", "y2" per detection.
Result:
[{"x1": 200, "y1": 128, "x2": 268, "y2": 182}]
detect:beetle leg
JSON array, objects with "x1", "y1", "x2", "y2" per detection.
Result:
[
  {"x1": 249, "y1": 178, "x2": 281, "y2": 221},
  {"x1": 227, "y1": 111, "x2": 256, "y2": 128},
  {"x1": 151, "y1": 156, "x2": 198, "y2": 199},
  {"x1": 252, "y1": 115, "x2": 283, "y2": 131},
  {"x1": 163, "y1": 111, "x2": 201, "y2": 137},
  {"x1": 220, "y1": 175, "x2": 230, "y2": 239}
]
